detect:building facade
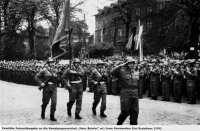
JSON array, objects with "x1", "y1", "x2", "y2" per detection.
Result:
[{"x1": 95, "y1": 0, "x2": 172, "y2": 54}]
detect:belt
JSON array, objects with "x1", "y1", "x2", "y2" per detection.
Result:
[
  {"x1": 70, "y1": 80, "x2": 82, "y2": 84},
  {"x1": 99, "y1": 82, "x2": 106, "y2": 84},
  {"x1": 47, "y1": 82, "x2": 56, "y2": 85}
]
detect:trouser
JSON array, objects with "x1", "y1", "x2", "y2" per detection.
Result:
[
  {"x1": 150, "y1": 80, "x2": 159, "y2": 99},
  {"x1": 187, "y1": 80, "x2": 196, "y2": 104},
  {"x1": 41, "y1": 85, "x2": 57, "y2": 115},
  {"x1": 173, "y1": 80, "x2": 182, "y2": 102},
  {"x1": 117, "y1": 91, "x2": 139, "y2": 125},
  {"x1": 92, "y1": 86, "x2": 107, "y2": 113},
  {"x1": 162, "y1": 80, "x2": 171, "y2": 100},
  {"x1": 139, "y1": 78, "x2": 144, "y2": 98},
  {"x1": 67, "y1": 83, "x2": 83, "y2": 114}
]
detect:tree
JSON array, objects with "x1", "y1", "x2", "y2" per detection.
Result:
[
  {"x1": 38, "y1": 0, "x2": 84, "y2": 29},
  {"x1": 174, "y1": 0, "x2": 200, "y2": 50}
]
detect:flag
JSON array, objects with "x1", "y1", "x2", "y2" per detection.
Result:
[
  {"x1": 126, "y1": 34, "x2": 133, "y2": 50},
  {"x1": 51, "y1": 0, "x2": 70, "y2": 58},
  {"x1": 134, "y1": 20, "x2": 144, "y2": 62},
  {"x1": 134, "y1": 24, "x2": 143, "y2": 50}
]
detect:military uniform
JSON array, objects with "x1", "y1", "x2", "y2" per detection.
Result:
[
  {"x1": 35, "y1": 63, "x2": 59, "y2": 121},
  {"x1": 138, "y1": 68, "x2": 145, "y2": 98},
  {"x1": 161, "y1": 70, "x2": 172, "y2": 101},
  {"x1": 149, "y1": 69, "x2": 160, "y2": 100},
  {"x1": 112, "y1": 58, "x2": 139, "y2": 125},
  {"x1": 62, "y1": 59, "x2": 84, "y2": 119},
  {"x1": 91, "y1": 63, "x2": 107, "y2": 117},
  {"x1": 185, "y1": 69, "x2": 197, "y2": 104},
  {"x1": 172, "y1": 70, "x2": 184, "y2": 103}
]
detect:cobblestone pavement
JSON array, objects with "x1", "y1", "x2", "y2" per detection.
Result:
[{"x1": 1, "y1": 80, "x2": 200, "y2": 125}]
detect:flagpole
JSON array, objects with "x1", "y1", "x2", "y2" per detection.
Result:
[
  {"x1": 65, "y1": 0, "x2": 72, "y2": 69},
  {"x1": 138, "y1": 19, "x2": 143, "y2": 62}
]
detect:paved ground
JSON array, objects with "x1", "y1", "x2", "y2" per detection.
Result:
[{"x1": 1, "y1": 80, "x2": 200, "y2": 125}]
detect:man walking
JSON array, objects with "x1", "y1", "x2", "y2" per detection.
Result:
[
  {"x1": 111, "y1": 57, "x2": 139, "y2": 125},
  {"x1": 90, "y1": 61, "x2": 108, "y2": 117},
  {"x1": 62, "y1": 58, "x2": 85, "y2": 119},
  {"x1": 35, "y1": 58, "x2": 60, "y2": 121}
]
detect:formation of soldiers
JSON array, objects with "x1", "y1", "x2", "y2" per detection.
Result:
[
  {"x1": 0, "y1": 57, "x2": 200, "y2": 124},
  {"x1": 0, "y1": 57, "x2": 200, "y2": 105},
  {"x1": 138, "y1": 58, "x2": 200, "y2": 104}
]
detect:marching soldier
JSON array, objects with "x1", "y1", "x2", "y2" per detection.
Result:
[
  {"x1": 90, "y1": 61, "x2": 108, "y2": 117},
  {"x1": 35, "y1": 58, "x2": 60, "y2": 121},
  {"x1": 62, "y1": 58, "x2": 85, "y2": 119},
  {"x1": 112, "y1": 57, "x2": 139, "y2": 125}
]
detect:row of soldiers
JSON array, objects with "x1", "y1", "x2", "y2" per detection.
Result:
[
  {"x1": 35, "y1": 57, "x2": 139, "y2": 124},
  {"x1": 0, "y1": 58, "x2": 200, "y2": 125},
  {"x1": 138, "y1": 60, "x2": 200, "y2": 104},
  {"x1": 0, "y1": 58, "x2": 200, "y2": 104}
]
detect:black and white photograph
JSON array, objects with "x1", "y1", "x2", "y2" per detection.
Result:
[{"x1": 0, "y1": 0, "x2": 200, "y2": 129}]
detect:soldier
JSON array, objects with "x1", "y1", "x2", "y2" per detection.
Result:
[
  {"x1": 90, "y1": 61, "x2": 108, "y2": 117},
  {"x1": 194, "y1": 61, "x2": 200, "y2": 100},
  {"x1": 185, "y1": 63, "x2": 197, "y2": 104},
  {"x1": 111, "y1": 57, "x2": 139, "y2": 125},
  {"x1": 161, "y1": 66, "x2": 172, "y2": 101},
  {"x1": 35, "y1": 58, "x2": 60, "y2": 121},
  {"x1": 62, "y1": 58, "x2": 85, "y2": 119},
  {"x1": 172, "y1": 64, "x2": 184, "y2": 103},
  {"x1": 149, "y1": 64, "x2": 160, "y2": 100},
  {"x1": 138, "y1": 64, "x2": 145, "y2": 98}
]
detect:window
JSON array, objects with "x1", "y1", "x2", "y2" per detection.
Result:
[
  {"x1": 135, "y1": 8, "x2": 140, "y2": 16},
  {"x1": 118, "y1": 29, "x2": 123, "y2": 37},
  {"x1": 147, "y1": 7, "x2": 152, "y2": 15},
  {"x1": 146, "y1": 19, "x2": 152, "y2": 31},
  {"x1": 157, "y1": 1, "x2": 165, "y2": 10}
]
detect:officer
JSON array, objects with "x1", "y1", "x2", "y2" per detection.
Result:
[
  {"x1": 35, "y1": 58, "x2": 59, "y2": 121},
  {"x1": 111, "y1": 57, "x2": 139, "y2": 125},
  {"x1": 62, "y1": 58, "x2": 85, "y2": 119},
  {"x1": 90, "y1": 61, "x2": 108, "y2": 117}
]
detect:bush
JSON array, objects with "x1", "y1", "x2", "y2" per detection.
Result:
[{"x1": 89, "y1": 42, "x2": 114, "y2": 58}]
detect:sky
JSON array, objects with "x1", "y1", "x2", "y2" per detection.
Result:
[
  {"x1": 38, "y1": 0, "x2": 117, "y2": 35},
  {"x1": 79, "y1": 0, "x2": 117, "y2": 34}
]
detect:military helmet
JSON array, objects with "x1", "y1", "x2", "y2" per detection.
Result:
[
  {"x1": 97, "y1": 60, "x2": 106, "y2": 65},
  {"x1": 125, "y1": 57, "x2": 136, "y2": 64},
  {"x1": 73, "y1": 58, "x2": 81, "y2": 63},
  {"x1": 47, "y1": 57, "x2": 55, "y2": 64}
]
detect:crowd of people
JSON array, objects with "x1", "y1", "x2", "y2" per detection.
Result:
[
  {"x1": 0, "y1": 56, "x2": 200, "y2": 104},
  {"x1": 0, "y1": 56, "x2": 200, "y2": 124}
]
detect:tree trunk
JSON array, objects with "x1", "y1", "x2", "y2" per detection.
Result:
[
  {"x1": 113, "y1": 19, "x2": 117, "y2": 46},
  {"x1": 124, "y1": 21, "x2": 130, "y2": 53},
  {"x1": 28, "y1": 8, "x2": 36, "y2": 58},
  {"x1": 3, "y1": 1, "x2": 9, "y2": 30},
  {"x1": 189, "y1": 17, "x2": 199, "y2": 48}
]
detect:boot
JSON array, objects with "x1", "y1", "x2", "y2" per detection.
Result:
[
  {"x1": 41, "y1": 105, "x2": 46, "y2": 119},
  {"x1": 117, "y1": 120, "x2": 123, "y2": 125},
  {"x1": 75, "y1": 113, "x2": 82, "y2": 120},
  {"x1": 92, "y1": 107, "x2": 96, "y2": 115},
  {"x1": 100, "y1": 112, "x2": 107, "y2": 118},
  {"x1": 50, "y1": 113, "x2": 57, "y2": 121},
  {"x1": 67, "y1": 103, "x2": 72, "y2": 117}
]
